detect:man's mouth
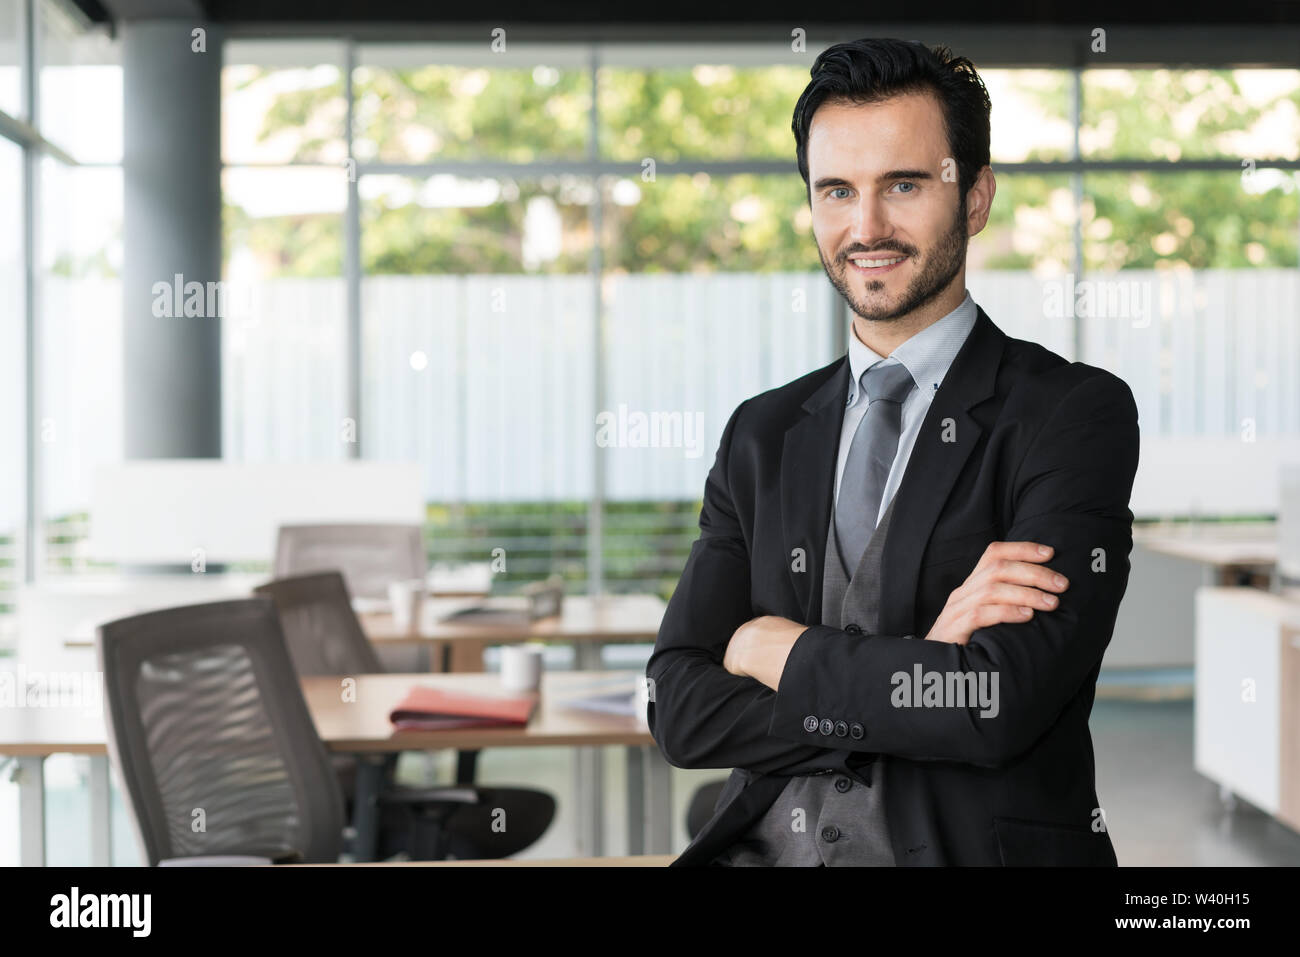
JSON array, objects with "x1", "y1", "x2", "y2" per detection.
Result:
[{"x1": 848, "y1": 254, "x2": 908, "y2": 273}]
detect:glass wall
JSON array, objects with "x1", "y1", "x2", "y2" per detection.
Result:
[
  {"x1": 221, "y1": 42, "x2": 348, "y2": 467},
  {"x1": 0, "y1": 135, "x2": 22, "y2": 643},
  {"x1": 216, "y1": 43, "x2": 1300, "y2": 599},
  {"x1": 0, "y1": 0, "x2": 23, "y2": 119},
  {"x1": 37, "y1": 159, "x2": 122, "y2": 575},
  {"x1": 1077, "y1": 72, "x2": 1300, "y2": 443},
  {"x1": 0, "y1": 0, "x2": 123, "y2": 638}
]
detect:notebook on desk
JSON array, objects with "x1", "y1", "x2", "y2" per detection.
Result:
[
  {"x1": 562, "y1": 690, "x2": 638, "y2": 717},
  {"x1": 389, "y1": 685, "x2": 536, "y2": 730},
  {"x1": 436, "y1": 603, "x2": 533, "y2": 626}
]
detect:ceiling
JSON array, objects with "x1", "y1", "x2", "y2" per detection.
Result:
[{"x1": 76, "y1": 0, "x2": 1300, "y2": 28}]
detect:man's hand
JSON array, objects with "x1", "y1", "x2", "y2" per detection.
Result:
[
  {"x1": 724, "y1": 615, "x2": 808, "y2": 691},
  {"x1": 925, "y1": 541, "x2": 1068, "y2": 645}
]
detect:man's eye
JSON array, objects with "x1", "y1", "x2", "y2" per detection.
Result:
[
  {"x1": 829, "y1": 187, "x2": 850, "y2": 199},
  {"x1": 893, "y1": 182, "x2": 916, "y2": 193}
]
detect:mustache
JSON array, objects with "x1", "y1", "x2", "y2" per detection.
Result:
[{"x1": 840, "y1": 246, "x2": 915, "y2": 261}]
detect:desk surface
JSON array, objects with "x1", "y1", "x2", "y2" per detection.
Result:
[
  {"x1": 359, "y1": 593, "x2": 666, "y2": 645},
  {"x1": 1134, "y1": 523, "x2": 1278, "y2": 567},
  {"x1": 0, "y1": 670, "x2": 653, "y2": 757},
  {"x1": 59, "y1": 593, "x2": 667, "y2": 651},
  {"x1": 304, "y1": 671, "x2": 653, "y2": 751}
]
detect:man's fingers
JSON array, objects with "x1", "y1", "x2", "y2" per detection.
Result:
[
  {"x1": 971, "y1": 603, "x2": 1034, "y2": 629},
  {"x1": 983, "y1": 582, "x2": 1059, "y2": 610},
  {"x1": 975, "y1": 540, "x2": 1054, "y2": 573},
  {"x1": 932, "y1": 540, "x2": 1068, "y2": 644},
  {"x1": 985, "y1": 559, "x2": 1069, "y2": 592}
]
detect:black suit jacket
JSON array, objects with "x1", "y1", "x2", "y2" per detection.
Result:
[{"x1": 646, "y1": 306, "x2": 1140, "y2": 866}]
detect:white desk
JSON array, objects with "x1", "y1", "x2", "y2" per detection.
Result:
[{"x1": 1195, "y1": 587, "x2": 1300, "y2": 834}]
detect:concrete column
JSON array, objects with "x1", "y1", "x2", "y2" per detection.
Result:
[{"x1": 122, "y1": 19, "x2": 222, "y2": 459}]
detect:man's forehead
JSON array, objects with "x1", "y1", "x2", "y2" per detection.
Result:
[{"x1": 807, "y1": 93, "x2": 946, "y2": 164}]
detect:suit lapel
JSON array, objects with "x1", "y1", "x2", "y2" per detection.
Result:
[
  {"x1": 879, "y1": 307, "x2": 1006, "y2": 637},
  {"x1": 781, "y1": 358, "x2": 850, "y2": 625}
]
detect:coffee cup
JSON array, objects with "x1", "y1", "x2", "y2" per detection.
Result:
[
  {"x1": 500, "y1": 643, "x2": 545, "y2": 692},
  {"x1": 387, "y1": 579, "x2": 426, "y2": 634}
]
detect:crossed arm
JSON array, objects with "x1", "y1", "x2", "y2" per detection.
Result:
[
  {"x1": 724, "y1": 539, "x2": 1070, "y2": 691},
  {"x1": 645, "y1": 372, "x2": 1139, "y2": 774}
]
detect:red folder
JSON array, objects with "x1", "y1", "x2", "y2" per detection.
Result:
[{"x1": 389, "y1": 685, "x2": 536, "y2": 730}]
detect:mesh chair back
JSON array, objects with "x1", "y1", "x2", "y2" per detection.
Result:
[
  {"x1": 97, "y1": 598, "x2": 345, "y2": 865},
  {"x1": 253, "y1": 571, "x2": 383, "y2": 676},
  {"x1": 273, "y1": 523, "x2": 425, "y2": 600}
]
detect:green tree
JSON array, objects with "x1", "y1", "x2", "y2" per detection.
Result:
[{"x1": 228, "y1": 63, "x2": 1299, "y2": 277}]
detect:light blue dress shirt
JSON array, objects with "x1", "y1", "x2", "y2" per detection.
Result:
[{"x1": 833, "y1": 291, "x2": 979, "y2": 527}]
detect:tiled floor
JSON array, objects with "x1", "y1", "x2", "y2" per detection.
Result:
[
  {"x1": 4, "y1": 667, "x2": 1299, "y2": 865},
  {"x1": 1091, "y1": 698, "x2": 1300, "y2": 866}
]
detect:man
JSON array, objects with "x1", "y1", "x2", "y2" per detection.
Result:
[{"x1": 645, "y1": 38, "x2": 1139, "y2": 866}]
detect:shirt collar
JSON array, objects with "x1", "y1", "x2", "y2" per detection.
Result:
[{"x1": 846, "y1": 290, "x2": 979, "y2": 406}]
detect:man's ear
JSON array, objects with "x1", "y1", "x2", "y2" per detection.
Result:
[{"x1": 965, "y1": 165, "x2": 996, "y2": 237}]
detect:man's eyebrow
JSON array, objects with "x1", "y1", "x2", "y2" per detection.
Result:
[{"x1": 812, "y1": 169, "x2": 936, "y2": 191}]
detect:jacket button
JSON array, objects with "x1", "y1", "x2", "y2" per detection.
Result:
[
  {"x1": 849, "y1": 722, "x2": 865, "y2": 740},
  {"x1": 844, "y1": 623, "x2": 862, "y2": 635},
  {"x1": 803, "y1": 715, "x2": 819, "y2": 733},
  {"x1": 821, "y1": 825, "x2": 840, "y2": 843},
  {"x1": 834, "y1": 720, "x2": 848, "y2": 737},
  {"x1": 835, "y1": 777, "x2": 852, "y2": 793},
  {"x1": 819, "y1": 718, "x2": 835, "y2": 736}
]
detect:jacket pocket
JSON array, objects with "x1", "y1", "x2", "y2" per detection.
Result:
[{"x1": 992, "y1": 815, "x2": 1116, "y2": 866}]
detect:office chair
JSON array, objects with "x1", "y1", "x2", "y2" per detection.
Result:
[
  {"x1": 97, "y1": 597, "x2": 529, "y2": 864},
  {"x1": 686, "y1": 779, "x2": 729, "y2": 841},
  {"x1": 273, "y1": 523, "x2": 426, "y2": 603},
  {"x1": 273, "y1": 521, "x2": 485, "y2": 777},
  {"x1": 272, "y1": 522, "x2": 433, "y2": 674},
  {"x1": 253, "y1": 571, "x2": 556, "y2": 860},
  {"x1": 97, "y1": 598, "x2": 347, "y2": 865},
  {"x1": 273, "y1": 524, "x2": 487, "y2": 783}
]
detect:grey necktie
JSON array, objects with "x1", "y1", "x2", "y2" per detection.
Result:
[{"x1": 835, "y1": 361, "x2": 916, "y2": 572}]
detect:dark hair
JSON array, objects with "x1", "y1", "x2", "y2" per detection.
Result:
[{"x1": 792, "y1": 39, "x2": 991, "y2": 202}]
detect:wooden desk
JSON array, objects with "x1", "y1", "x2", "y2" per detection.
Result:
[
  {"x1": 0, "y1": 670, "x2": 671, "y2": 867},
  {"x1": 61, "y1": 594, "x2": 668, "y2": 674},
  {"x1": 304, "y1": 672, "x2": 652, "y2": 751},
  {"x1": 359, "y1": 594, "x2": 666, "y2": 673},
  {"x1": 1134, "y1": 523, "x2": 1278, "y2": 587}
]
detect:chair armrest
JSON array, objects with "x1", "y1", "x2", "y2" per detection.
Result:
[{"x1": 378, "y1": 785, "x2": 481, "y2": 805}]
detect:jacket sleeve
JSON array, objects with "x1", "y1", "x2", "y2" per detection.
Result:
[
  {"x1": 767, "y1": 371, "x2": 1140, "y2": 768},
  {"x1": 646, "y1": 399, "x2": 861, "y2": 777}
]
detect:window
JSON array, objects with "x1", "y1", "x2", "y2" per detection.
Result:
[{"x1": 218, "y1": 42, "x2": 1300, "y2": 602}]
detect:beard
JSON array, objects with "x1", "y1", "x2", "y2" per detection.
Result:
[{"x1": 819, "y1": 198, "x2": 968, "y2": 323}]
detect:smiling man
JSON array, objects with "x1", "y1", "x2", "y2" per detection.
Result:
[{"x1": 646, "y1": 39, "x2": 1141, "y2": 866}]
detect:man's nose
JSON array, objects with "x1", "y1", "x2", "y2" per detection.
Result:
[{"x1": 848, "y1": 194, "x2": 894, "y2": 250}]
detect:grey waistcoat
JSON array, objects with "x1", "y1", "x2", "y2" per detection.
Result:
[{"x1": 711, "y1": 496, "x2": 899, "y2": 866}]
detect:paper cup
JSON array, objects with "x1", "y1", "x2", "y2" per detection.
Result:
[
  {"x1": 500, "y1": 644, "x2": 544, "y2": 692},
  {"x1": 387, "y1": 579, "x2": 426, "y2": 634}
]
